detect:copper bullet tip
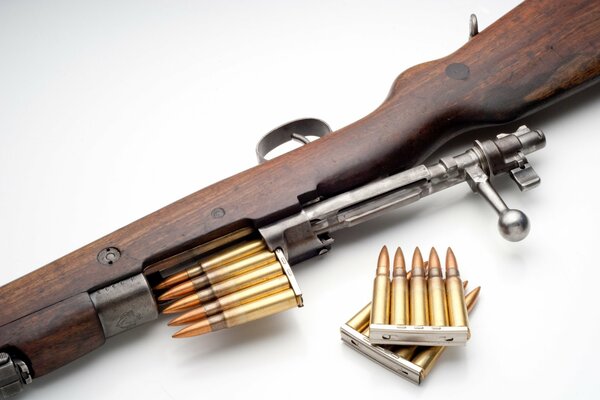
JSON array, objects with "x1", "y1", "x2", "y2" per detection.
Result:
[
  {"x1": 168, "y1": 306, "x2": 208, "y2": 326},
  {"x1": 468, "y1": 286, "x2": 481, "y2": 298},
  {"x1": 446, "y1": 247, "x2": 458, "y2": 270},
  {"x1": 412, "y1": 247, "x2": 423, "y2": 268},
  {"x1": 162, "y1": 293, "x2": 201, "y2": 314},
  {"x1": 172, "y1": 320, "x2": 213, "y2": 338},
  {"x1": 376, "y1": 246, "x2": 390, "y2": 275},
  {"x1": 393, "y1": 247, "x2": 406, "y2": 274},
  {"x1": 154, "y1": 270, "x2": 189, "y2": 291},
  {"x1": 157, "y1": 280, "x2": 196, "y2": 302},
  {"x1": 428, "y1": 247, "x2": 441, "y2": 269},
  {"x1": 157, "y1": 293, "x2": 171, "y2": 302},
  {"x1": 465, "y1": 286, "x2": 481, "y2": 312},
  {"x1": 378, "y1": 246, "x2": 389, "y2": 266},
  {"x1": 410, "y1": 247, "x2": 425, "y2": 277}
]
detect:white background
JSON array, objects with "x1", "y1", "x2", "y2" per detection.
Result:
[{"x1": 1, "y1": 1, "x2": 599, "y2": 399}]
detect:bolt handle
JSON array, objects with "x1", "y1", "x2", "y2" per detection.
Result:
[
  {"x1": 467, "y1": 166, "x2": 530, "y2": 241},
  {"x1": 466, "y1": 125, "x2": 544, "y2": 241}
]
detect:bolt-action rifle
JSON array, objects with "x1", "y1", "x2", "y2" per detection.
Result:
[{"x1": 1, "y1": 0, "x2": 599, "y2": 397}]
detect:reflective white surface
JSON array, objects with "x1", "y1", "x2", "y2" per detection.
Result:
[{"x1": 1, "y1": 1, "x2": 599, "y2": 399}]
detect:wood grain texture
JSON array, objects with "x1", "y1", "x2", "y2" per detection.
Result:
[
  {"x1": 0, "y1": 293, "x2": 105, "y2": 377},
  {"x1": 1, "y1": 0, "x2": 599, "y2": 336}
]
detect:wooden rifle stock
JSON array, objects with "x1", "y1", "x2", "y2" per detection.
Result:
[{"x1": 1, "y1": 0, "x2": 599, "y2": 379}]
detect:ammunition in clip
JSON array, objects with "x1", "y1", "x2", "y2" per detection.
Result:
[
  {"x1": 173, "y1": 288, "x2": 300, "y2": 338},
  {"x1": 162, "y1": 259, "x2": 283, "y2": 313},
  {"x1": 411, "y1": 286, "x2": 480, "y2": 379},
  {"x1": 445, "y1": 247, "x2": 469, "y2": 328},
  {"x1": 409, "y1": 248, "x2": 429, "y2": 326},
  {"x1": 427, "y1": 248, "x2": 448, "y2": 326},
  {"x1": 369, "y1": 247, "x2": 470, "y2": 345},
  {"x1": 340, "y1": 281, "x2": 479, "y2": 384},
  {"x1": 370, "y1": 246, "x2": 391, "y2": 326},
  {"x1": 390, "y1": 247, "x2": 409, "y2": 325},
  {"x1": 158, "y1": 250, "x2": 276, "y2": 301},
  {"x1": 168, "y1": 274, "x2": 289, "y2": 325},
  {"x1": 155, "y1": 240, "x2": 266, "y2": 290}
]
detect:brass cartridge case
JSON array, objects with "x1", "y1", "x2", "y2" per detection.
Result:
[
  {"x1": 446, "y1": 278, "x2": 467, "y2": 326},
  {"x1": 149, "y1": 227, "x2": 254, "y2": 280},
  {"x1": 428, "y1": 278, "x2": 447, "y2": 325},
  {"x1": 445, "y1": 248, "x2": 468, "y2": 328},
  {"x1": 204, "y1": 259, "x2": 281, "y2": 299},
  {"x1": 371, "y1": 274, "x2": 390, "y2": 325},
  {"x1": 390, "y1": 247, "x2": 409, "y2": 325},
  {"x1": 156, "y1": 239, "x2": 266, "y2": 290},
  {"x1": 208, "y1": 273, "x2": 290, "y2": 313},
  {"x1": 347, "y1": 303, "x2": 371, "y2": 332},
  {"x1": 169, "y1": 274, "x2": 289, "y2": 325},
  {"x1": 394, "y1": 345, "x2": 418, "y2": 360},
  {"x1": 158, "y1": 250, "x2": 276, "y2": 300},
  {"x1": 226, "y1": 287, "x2": 301, "y2": 325},
  {"x1": 427, "y1": 248, "x2": 448, "y2": 326},
  {"x1": 370, "y1": 246, "x2": 391, "y2": 325},
  {"x1": 411, "y1": 343, "x2": 444, "y2": 379},
  {"x1": 173, "y1": 288, "x2": 299, "y2": 338},
  {"x1": 163, "y1": 260, "x2": 283, "y2": 313},
  {"x1": 409, "y1": 248, "x2": 429, "y2": 326},
  {"x1": 201, "y1": 239, "x2": 266, "y2": 271},
  {"x1": 411, "y1": 287, "x2": 480, "y2": 379},
  {"x1": 200, "y1": 250, "x2": 276, "y2": 288}
]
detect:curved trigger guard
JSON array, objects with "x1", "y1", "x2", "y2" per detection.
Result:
[{"x1": 256, "y1": 118, "x2": 332, "y2": 164}]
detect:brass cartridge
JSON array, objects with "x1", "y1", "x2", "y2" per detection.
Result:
[
  {"x1": 390, "y1": 247, "x2": 409, "y2": 325},
  {"x1": 168, "y1": 274, "x2": 289, "y2": 325},
  {"x1": 158, "y1": 250, "x2": 276, "y2": 301},
  {"x1": 411, "y1": 286, "x2": 480, "y2": 379},
  {"x1": 409, "y1": 248, "x2": 429, "y2": 326},
  {"x1": 163, "y1": 260, "x2": 283, "y2": 313},
  {"x1": 445, "y1": 247, "x2": 469, "y2": 328},
  {"x1": 394, "y1": 345, "x2": 418, "y2": 360},
  {"x1": 156, "y1": 240, "x2": 266, "y2": 290},
  {"x1": 148, "y1": 227, "x2": 254, "y2": 278},
  {"x1": 198, "y1": 240, "x2": 266, "y2": 272},
  {"x1": 347, "y1": 303, "x2": 371, "y2": 332},
  {"x1": 370, "y1": 246, "x2": 391, "y2": 326},
  {"x1": 173, "y1": 288, "x2": 300, "y2": 338},
  {"x1": 427, "y1": 248, "x2": 448, "y2": 326}
]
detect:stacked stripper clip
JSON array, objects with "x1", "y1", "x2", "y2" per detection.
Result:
[
  {"x1": 340, "y1": 246, "x2": 480, "y2": 384},
  {"x1": 154, "y1": 237, "x2": 303, "y2": 338}
]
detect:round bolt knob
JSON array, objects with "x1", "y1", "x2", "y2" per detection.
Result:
[{"x1": 498, "y1": 209, "x2": 530, "y2": 242}]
